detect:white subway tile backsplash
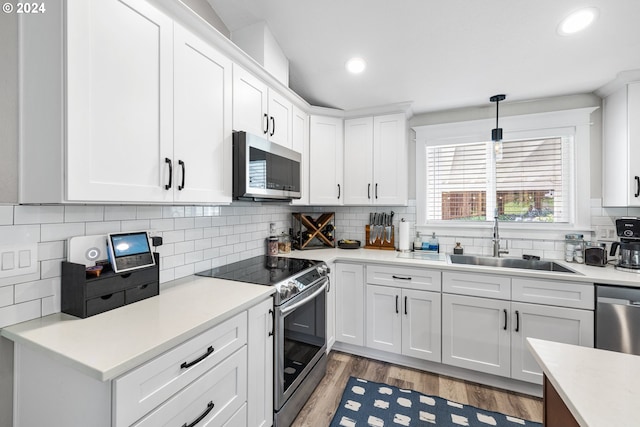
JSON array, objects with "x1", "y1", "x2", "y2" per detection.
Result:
[
  {"x1": 532, "y1": 241, "x2": 555, "y2": 251},
  {"x1": 121, "y1": 220, "x2": 150, "y2": 232},
  {"x1": 0, "y1": 286, "x2": 13, "y2": 307},
  {"x1": 184, "y1": 206, "x2": 203, "y2": 217},
  {"x1": 185, "y1": 251, "x2": 203, "y2": 264},
  {"x1": 14, "y1": 206, "x2": 64, "y2": 225},
  {"x1": 41, "y1": 294, "x2": 61, "y2": 317},
  {"x1": 174, "y1": 241, "x2": 195, "y2": 255},
  {"x1": 184, "y1": 228, "x2": 203, "y2": 241},
  {"x1": 0, "y1": 206, "x2": 13, "y2": 225},
  {"x1": 175, "y1": 217, "x2": 195, "y2": 230},
  {"x1": 163, "y1": 230, "x2": 185, "y2": 244},
  {"x1": 86, "y1": 221, "x2": 121, "y2": 235},
  {"x1": 174, "y1": 264, "x2": 195, "y2": 279},
  {"x1": 149, "y1": 218, "x2": 175, "y2": 232},
  {"x1": 163, "y1": 206, "x2": 185, "y2": 218},
  {"x1": 104, "y1": 206, "x2": 136, "y2": 221},
  {"x1": 511, "y1": 240, "x2": 533, "y2": 250},
  {"x1": 41, "y1": 223, "x2": 85, "y2": 242},
  {"x1": 137, "y1": 206, "x2": 163, "y2": 220},
  {"x1": 14, "y1": 278, "x2": 58, "y2": 303},
  {"x1": 194, "y1": 238, "x2": 212, "y2": 251},
  {"x1": 194, "y1": 260, "x2": 211, "y2": 273},
  {"x1": 203, "y1": 206, "x2": 221, "y2": 217},
  {"x1": 40, "y1": 259, "x2": 62, "y2": 280},
  {"x1": 38, "y1": 241, "x2": 65, "y2": 261},
  {"x1": 0, "y1": 300, "x2": 41, "y2": 328},
  {"x1": 194, "y1": 217, "x2": 212, "y2": 228},
  {"x1": 162, "y1": 254, "x2": 185, "y2": 269},
  {"x1": 159, "y1": 269, "x2": 175, "y2": 284},
  {"x1": 64, "y1": 206, "x2": 104, "y2": 223}
]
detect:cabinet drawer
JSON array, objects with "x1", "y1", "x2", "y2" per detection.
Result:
[
  {"x1": 113, "y1": 312, "x2": 247, "y2": 427},
  {"x1": 366, "y1": 264, "x2": 441, "y2": 291},
  {"x1": 86, "y1": 291, "x2": 125, "y2": 316},
  {"x1": 512, "y1": 278, "x2": 594, "y2": 309},
  {"x1": 443, "y1": 271, "x2": 511, "y2": 300},
  {"x1": 125, "y1": 282, "x2": 159, "y2": 304},
  {"x1": 132, "y1": 347, "x2": 247, "y2": 427},
  {"x1": 85, "y1": 266, "x2": 158, "y2": 299}
]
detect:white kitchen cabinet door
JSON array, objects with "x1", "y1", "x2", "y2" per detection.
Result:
[
  {"x1": 290, "y1": 106, "x2": 310, "y2": 206},
  {"x1": 366, "y1": 285, "x2": 402, "y2": 353},
  {"x1": 173, "y1": 25, "x2": 232, "y2": 204},
  {"x1": 402, "y1": 289, "x2": 441, "y2": 362},
  {"x1": 309, "y1": 115, "x2": 344, "y2": 205},
  {"x1": 603, "y1": 82, "x2": 640, "y2": 207},
  {"x1": 510, "y1": 302, "x2": 593, "y2": 384},
  {"x1": 372, "y1": 113, "x2": 408, "y2": 205},
  {"x1": 442, "y1": 294, "x2": 511, "y2": 378},
  {"x1": 232, "y1": 65, "x2": 269, "y2": 137},
  {"x1": 267, "y1": 90, "x2": 293, "y2": 148},
  {"x1": 344, "y1": 117, "x2": 374, "y2": 205},
  {"x1": 65, "y1": 0, "x2": 174, "y2": 202},
  {"x1": 248, "y1": 298, "x2": 274, "y2": 427},
  {"x1": 326, "y1": 261, "x2": 337, "y2": 351},
  {"x1": 334, "y1": 263, "x2": 364, "y2": 346}
]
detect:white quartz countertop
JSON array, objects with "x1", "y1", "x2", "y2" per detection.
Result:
[
  {"x1": 0, "y1": 276, "x2": 274, "y2": 381},
  {"x1": 527, "y1": 338, "x2": 640, "y2": 427},
  {"x1": 283, "y1": 247, "x2": 640, "y2": 287}
]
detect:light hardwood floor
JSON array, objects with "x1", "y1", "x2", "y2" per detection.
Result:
[{"x1": 291, "y1": 351, "x2": 543, "y2": 426}]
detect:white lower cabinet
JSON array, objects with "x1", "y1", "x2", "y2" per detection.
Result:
[
  {"x1": 247, "y1": 298, "x2": 274, "y2": 427},
  {"x1": 442, "y1": 293, "x2": 594, "y2": 384},
  {"x1": 366, "y1": 285, "x2": 441, "y2": 362},
  {"x1": 335, "y1": 263, "x2": 365, "y2": 346},
  {"x1": 12, "y1": 299, "x2": 272, "y2": 427}
]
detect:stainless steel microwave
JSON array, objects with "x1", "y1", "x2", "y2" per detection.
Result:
[{"x1": 233, "y1": 131, "x2": 302, "y2": 201}]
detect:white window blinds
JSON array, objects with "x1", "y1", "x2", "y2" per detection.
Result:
[{"x1": 426, "y1": 137, "x2": 571, "y2": 223}]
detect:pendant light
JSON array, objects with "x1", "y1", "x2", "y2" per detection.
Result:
[{"x1": 490, "y1": 94, "x2": 506, "y2": 160}]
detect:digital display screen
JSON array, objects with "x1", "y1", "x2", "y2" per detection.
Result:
[{"x1": 111, "y1": 233, "x2": 151, "y2": 258}]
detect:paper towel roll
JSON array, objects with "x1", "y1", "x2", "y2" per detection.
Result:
[{"x1": 398, "y1": 220, "x2": 411, "y2": 251}]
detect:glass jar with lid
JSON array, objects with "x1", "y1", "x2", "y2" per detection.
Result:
[
  {"x1": 565, "y1": 233, "x2": 584, "y2": 263},
  {"x1": 278, "y1": 232, "x2": 291, "y2": 254}
]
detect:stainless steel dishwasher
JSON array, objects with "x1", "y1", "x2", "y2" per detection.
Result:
[{"x1": 596, "y1": 285, "x2": 640, "y2": 355}]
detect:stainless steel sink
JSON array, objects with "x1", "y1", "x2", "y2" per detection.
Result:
[{"x1": 447, "y1": 254, "x2": 578, "y2": 274}]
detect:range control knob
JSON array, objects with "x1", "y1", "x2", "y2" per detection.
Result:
[{"x1": 316, "y1": 265, "x2": 330, "y2": 276}]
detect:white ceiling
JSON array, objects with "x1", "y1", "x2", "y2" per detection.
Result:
[{"x1": 207, "y1": 0, "x2": 640, "y2": 114}]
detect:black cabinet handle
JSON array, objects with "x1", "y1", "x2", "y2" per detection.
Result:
[
  {"x1": 263, "y1": 113, "x2": 269, "y2": 134},
  {"x1": 404, "y1": 296, "x2": 408, "y2": 315},
  {"x1": 515, "y1": 310, "x2": 520, "y2": 332},
  {"x1": 178, "y1": 160, "x2": 185, "y2": 191},
  {"x1": 635, "y1": 176, "x2": 640, "y2": 198},
  {"x1": 375, "y1": 183, "x2": 378, "y2": 199},
  {"x1": 392, "y1": 275, "x2": 412, "y2": 280},
  {"x1": 368, "y1": 183, "x2": 371, "y2": 199},
  {"x1": 268, "y1": 309, "x2": 274, "y2": 337},
  {"x1": 395, "y1": 295, "x2": 399, "y2": 314},
  {"x1": 503, "y1": 309, "x2": 508, "y2": 330},
  {"x1": 164, "y1": 158, "x2": 172, "y2": 190},
  {"x1": 270, "y1": 116, "x2": 275, "y2": 137},
  {"x1": 337, "y1": 184, "x2": 341, "y2": 199},
  {"x1": 182, "y1": 401, "x2": 214, "y2": 427},
  {"x1": 180, "y1": 346, "x2": 214, "y2": 369}
]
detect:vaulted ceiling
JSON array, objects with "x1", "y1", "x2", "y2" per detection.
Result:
[{"x1": 208, "y1": 0, "x2": 640, "y2": 113}]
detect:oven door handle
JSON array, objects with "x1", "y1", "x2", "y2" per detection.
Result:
[{"x1": 280, "y1": 281, "x2": 328, "y2": 316}]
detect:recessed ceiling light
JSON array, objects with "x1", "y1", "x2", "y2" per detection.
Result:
[
  {"x1": 558, "y1": 7, "x2": 598, "y2": 35},
  {"x1": 346, "y1": 57, "x2": 366, "y2": 74}
]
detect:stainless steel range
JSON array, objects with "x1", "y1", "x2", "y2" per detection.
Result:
[{"x1": 196, "y1": 255, "x2": 329, "y2": 426}]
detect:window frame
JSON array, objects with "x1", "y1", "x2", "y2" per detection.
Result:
[{"x1": 414, "y1": 107, "x2": 597, "y2": 239}]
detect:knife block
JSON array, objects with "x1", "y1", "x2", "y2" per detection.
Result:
[{"x1": 365, "y1": 225, "x2": 395, "y2": 250}]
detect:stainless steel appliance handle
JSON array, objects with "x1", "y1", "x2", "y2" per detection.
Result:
[
  {"x1": 598, "y1": 297, "x2": 640, "y2": 306},
  {"x1": 280, "y1": 281, "x2": 327, "y2": 316}
]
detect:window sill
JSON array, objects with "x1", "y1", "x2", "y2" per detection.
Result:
[{"x1": 417, "y1": 222, "x2": 592, "y2": 241}]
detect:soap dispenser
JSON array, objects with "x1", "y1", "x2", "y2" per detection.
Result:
[
  {"x1": 427, "y1": 232, "x2": 440, "y2": 253},
  {"x1": 414, "y1": 232, "x2": 422, "y2": 251}
]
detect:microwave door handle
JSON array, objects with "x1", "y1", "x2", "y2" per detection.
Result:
[{"x1": 279, "y1": 282, "x2": 327, "y2": 316}]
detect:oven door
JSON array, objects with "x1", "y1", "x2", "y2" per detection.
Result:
[{"x1": 274, "y1": 278, "x2": 327, "y2": 410}]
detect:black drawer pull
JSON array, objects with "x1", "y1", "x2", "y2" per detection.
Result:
[
  {"x1": 178, "y1": 159, "x2": 185, "y2": 191},
  {"x1": 165, "y1": 157, "x2": 172, "y2": 190},
  {"x1": 392, "y1": 275, "x2": 412, "y2": 280},
  {"x1": 180, "y1": 346, "x2": 214, "y2": 369},
  {"x1": 395, "y1": 295, "x2": 399, "y2": 314},
  {"x1": 182, "y1": 401, "x2": 214, "y2": 427},
  {"x1": 101, "y1": 293, "x2": 114, "y2": 300},
  {"x1": 503, "y1": 309, "x2": 508, "y2": 330},
  {"x1": 404, "y1": 296, "x2": 408, "y2": 315},
  {"x1": 515, "y1": 310, "x2": 520, "y2": 332}
]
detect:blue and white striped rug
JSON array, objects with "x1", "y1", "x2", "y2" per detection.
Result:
[{"x1": 330, "y1": 377, "x2": 542, "y2": 427}]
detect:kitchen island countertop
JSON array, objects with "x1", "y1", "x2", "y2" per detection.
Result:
[{"x1": 527, "y1": 338, "x2": 640, "y2": 427}]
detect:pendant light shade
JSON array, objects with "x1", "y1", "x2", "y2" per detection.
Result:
[{"x1": 490, "y1": 94, "x2": 506, "y2": 141}]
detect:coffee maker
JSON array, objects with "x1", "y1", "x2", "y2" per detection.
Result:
[{"x1": 610, "y1": 217, "x2": 640, "y2": 272}]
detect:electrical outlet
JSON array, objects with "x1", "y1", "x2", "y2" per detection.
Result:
[{"x1": 595, "y1": 226, "x2": 617, "y2": 241}]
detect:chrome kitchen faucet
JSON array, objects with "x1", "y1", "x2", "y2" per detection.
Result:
[{"x1": 492, "y1": 209, "x2": 509, "y2": 258}]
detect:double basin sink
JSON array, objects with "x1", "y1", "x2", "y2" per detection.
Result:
[{"x1": 447, "y1": 254, "x2": 578, "y2": 274}]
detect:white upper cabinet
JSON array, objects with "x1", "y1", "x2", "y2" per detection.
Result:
[
  {"x1": 603, "y1": 81, "x2": 640, "y2": 207},
  {"x1": 232, "y1": 65, "x2": 293, "y2": 149},
  {"x1": 173, "y1": 25, "x2": 232, "y2": 204},
  {"x1": 290, "y1": 105, "x2": 310, "y2": 205},
  {"x1": 343, "y1": 113, "x2": 408, "y2": 205},
  {"x1": 309, "y1": 115, "x2": 344, "y2": 205},
  {"x1": 20, "y1": 0, "x2": 232, "y2": 204}
]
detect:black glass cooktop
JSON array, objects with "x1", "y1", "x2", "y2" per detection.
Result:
[{"x1": 196, "y1": 255, "x2": 321, "y2": 286}]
